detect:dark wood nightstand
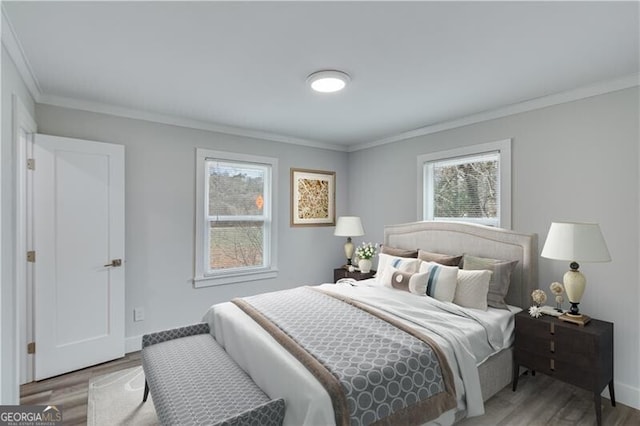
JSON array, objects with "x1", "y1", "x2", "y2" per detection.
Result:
[
  {"x1": 512, "y1": 311, "x2": 614, "y2": 426},
  {"x1": 333, "y1": 267, "x2": 376, "y2": 282}
]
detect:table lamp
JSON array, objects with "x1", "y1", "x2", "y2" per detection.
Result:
[
  {"x1": 334, "y1": 216, "x2": 364, "y2": 266},
  {"x1": 541, "y1": 222, "x2": 611, "y2": 325}
]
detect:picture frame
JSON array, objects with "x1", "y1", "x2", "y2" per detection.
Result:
[{"x1": 290, "y1": 168, "x2": 336, "y2": 227}]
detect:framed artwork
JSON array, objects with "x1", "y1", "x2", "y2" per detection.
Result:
[{"x1": 290, "y1": 168, "x2": 336, "y2": 227}]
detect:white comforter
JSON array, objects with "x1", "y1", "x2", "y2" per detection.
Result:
[{"x1": 202, "y1": 280, "x2": 514, "y2": 426}]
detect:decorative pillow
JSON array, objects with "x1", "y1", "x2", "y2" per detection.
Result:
[
  {"x1": 385, "y1": 267, "x2": 430, "y2": 295},
  {"x1": 461, "y1": 254, "x2": 518, "y2": 310},
  {"x1": 418, "y1": 249, "x2": 463, "y2": 267},
  {"x1": 454, "y1": 269, "x2": 492, "y2": 310},
  {"x1": 418, "y1": 261, "x2": 458, "y2": 303},
  {"x1": 375, "y1": 253, "x2": 420, "y2": 279},
  {"x1": 380, "y1": 245, "x2": 419, "y2": 258}
]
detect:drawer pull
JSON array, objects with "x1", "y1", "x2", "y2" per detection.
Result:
[
  {"x1": 550, "y1": 359, "x2": 555, "y2": 371},
  {"x1": 550, "y1": 341, "x2": 555, "y2": 353},
  {"x1": 549, "y1": 323, "x2": 555, "y2": 335}
]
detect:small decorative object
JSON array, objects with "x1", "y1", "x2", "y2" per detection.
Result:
[
  {"x1": 531, "y1": 289, "x2": 547, "y2": 306},
  {"x1": 348, "y1": 265, "x2": 355, "y2": 273},
  {"x1": 550, "y1": 281, "x2": 564, "y2": 295},
  {"x1": 550, "y1": 282, "x2": 564, "y2": 312},
  {"x1": 355, "y1": 242, "x2": 377, "y2": 273},
  {"x1": 555, "y1": 295, "x2": 564, "y2": 312},
  {"x1": 528, "y1": 305, "x2": 542, "y2": 318}
]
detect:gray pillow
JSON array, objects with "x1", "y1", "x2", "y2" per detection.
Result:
[
  {"x1": 418, "y1": 249, "x2": 462, "y2": 267},
  {"x1": 461, "y1": 254, "x2": 518, "y2": 310},
  {"x1": 380, "y1": 245, "x2": 419, "y2": 258}
]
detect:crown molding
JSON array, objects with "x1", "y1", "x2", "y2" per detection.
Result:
[
  {"x1": 1, "y1": 6, "x2": 345, "y2": 152},
  {"x1": 3, "y1": 4, "x2": 636, "y2": 154},
  {"x1": 37, "y1": 93, "x2": 348, "y2": 152},
  {"x1": 348, "y1": 73, "x2": 640, "y2": 152},
  {"x1": 1, "y1": 5, "x2": 41, "y2": 100}
]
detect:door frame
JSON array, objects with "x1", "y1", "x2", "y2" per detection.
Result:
[{"x1": 14, "y1": 95, "x2": 37, "y2": 384}]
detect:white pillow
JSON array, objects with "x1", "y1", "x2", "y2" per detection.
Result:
[
  {"x1": 454, "y1": 269, "x2": 493, "y2": 310},
  {"x1": 381, "y1": 266, "x2": 430, "y2": 295},
  {"x1": 418, "y1": 261, "x2": 458, "y2": 303},
  {"x1": 376, "y1": 253, "x2": 420, "y2": 278}
]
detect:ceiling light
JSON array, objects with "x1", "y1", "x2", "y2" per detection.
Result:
[{"x1": 307, "y1": 70, "x2": 350, "y2": 93}]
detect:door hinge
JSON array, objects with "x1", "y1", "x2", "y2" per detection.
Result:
[
  {"x1": 27, "y1": 251, "x2": 36, "y2": 263},
  {"x1": 27, "y1": 158, "x2": 35, "y2": 170},
  {"x1": 27, "y1": 342, "x2": 35, "y2": 354}
]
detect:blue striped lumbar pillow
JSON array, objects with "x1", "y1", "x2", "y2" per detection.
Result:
[{"x1": 418, "y1": 261, "x2": 459, "y2": 303}]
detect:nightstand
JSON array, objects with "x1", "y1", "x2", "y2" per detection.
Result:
[
  {"x1": 512, "y1": 311, "x2": 614, "y2": 426},
  {"x1": 333, "y1": 267, "x2": 376, "y2": 282}
]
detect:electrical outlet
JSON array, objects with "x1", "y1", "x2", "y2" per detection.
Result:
[{"x1": 134, "y1": 307, "x2": 145, "y2": 322}]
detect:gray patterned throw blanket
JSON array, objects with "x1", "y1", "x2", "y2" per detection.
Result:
[{"x1": 232, "y1": 287, "x2": 456, "y2": 426}]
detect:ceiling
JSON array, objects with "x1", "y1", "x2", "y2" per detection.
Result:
[{"x1": 3, "y1": 1, "x2": 639, "y2": 150}]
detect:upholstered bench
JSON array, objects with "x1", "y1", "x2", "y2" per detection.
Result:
[{"x1": 141, "y1": 323, "x2": 285, "y2": 426}]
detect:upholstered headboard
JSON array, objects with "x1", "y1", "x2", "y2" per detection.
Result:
[{"x1": 383, "y1": 221, "x2": 538, "y2": 310}]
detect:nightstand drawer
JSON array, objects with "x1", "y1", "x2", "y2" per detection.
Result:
[
  {"x1": 514, "y1": 329, "x2": 595, "y2": 368},
  {"x1": 514, "y1": 349, "x2": 595, "y2": 390}
]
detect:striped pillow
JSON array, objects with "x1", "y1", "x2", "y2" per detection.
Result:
[
  {"x1": 418, "y1": 261, "x2": 459, "y2": 303},
  {"x1": 375, "y1": 253, "x2": 420, "y2": 279}
]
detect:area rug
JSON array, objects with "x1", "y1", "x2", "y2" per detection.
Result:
[{"x1": 87, "y1": 366, "x2": 158, "y2": 426}]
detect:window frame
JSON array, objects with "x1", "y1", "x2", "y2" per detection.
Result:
[
  {"x1": 194, "y1": 149, "x2": 278, "y2": 287},
  {"x1": 417, "y1": 139, "x2": 511, "y2": 228}
]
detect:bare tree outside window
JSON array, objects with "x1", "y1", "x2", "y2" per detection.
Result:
[
  {"x1": 207, "y1": 162, "x2": 269, "y2": 271},
  {"x1": 419, "y1": 140, "x2": 510, "y2": 229},
  {"x1": 433, "y1": 159, "x2": 498, "y2": 220}
]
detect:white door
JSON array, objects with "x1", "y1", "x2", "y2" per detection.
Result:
[{"x1": 33, "y1": 134, "x2": 125, "y2": 380}]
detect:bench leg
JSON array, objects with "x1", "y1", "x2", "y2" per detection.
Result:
[{"x1": 143, "y1": 380, "x2": 149, "y2": 402}]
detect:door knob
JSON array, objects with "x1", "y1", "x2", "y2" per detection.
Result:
[{"x1": 104, "y1": 259, "x2": 122, "y2": 267}]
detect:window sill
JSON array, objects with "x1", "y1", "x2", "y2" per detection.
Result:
[{"x1": 193, "y1": 268, "x2": 279, "y2": 288}]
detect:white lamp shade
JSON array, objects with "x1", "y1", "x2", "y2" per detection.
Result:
[
  {"x1": 334, "y1": 216, "x2": 365, "y2": 237},
  {"x1": 541, "y1": 222, "x2": 611, "y2": 263}
]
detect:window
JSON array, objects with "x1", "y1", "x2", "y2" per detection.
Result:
[
  {"x1": 194, "y1": 149, "x2": 278, "y2": 287},
  {"x1": 417, "y1": 139, "x2": 511, "y2": 228}
]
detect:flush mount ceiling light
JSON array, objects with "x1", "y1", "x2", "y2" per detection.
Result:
[{"x1": 307, "y1": 70, "x2": 351, "y2": 93}]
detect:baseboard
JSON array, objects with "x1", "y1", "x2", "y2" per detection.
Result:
[
  {"x1": 125, "y1": 335, "x2": 142, "y2": 353},
  {"x1": 602, "y1": 380, "x2": 640, "y2": 410},
  {"x1": 601, "y1": 380, "x2": 640, "y2": 410}
]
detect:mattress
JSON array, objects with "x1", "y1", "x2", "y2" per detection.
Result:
[{"x1": 203, "y1": 281, "x2": 519, "y2": 426}]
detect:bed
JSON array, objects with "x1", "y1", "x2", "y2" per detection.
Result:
[{"x1": 203, "y1": 221, "x2": 538, "y2": 425}]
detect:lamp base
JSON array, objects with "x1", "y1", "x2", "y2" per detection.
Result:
[
  {"x1": 559, "y1": 313, "x2": 591, "y2": 326},
  {"x1": 568, "y1": 301, "x2": 581, "y2": 316}
]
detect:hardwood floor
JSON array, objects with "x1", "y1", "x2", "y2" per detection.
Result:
[
  {"x1": 459, "y1": 373, "x2": 640, "y2": 426},
  {"x1": 20, "y1": 354, "x2": 640, "y2": 425},
  {"x1": 19, "y1": 352, "x2": 142, "y2": 426}
]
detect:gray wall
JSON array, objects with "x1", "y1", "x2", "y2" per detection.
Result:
[
  {"x1": 35, "y1": 104, "x2": 350, "y2": 350},
  {"x1": 347, "y1": 87, "x2": 640, "y2": 407},
  {"x1": 4, "y1": 52, "x2": 639, "y2": 408},
  {"x1": 1, "y1": 45, "x2": 36, "y2": 404}
]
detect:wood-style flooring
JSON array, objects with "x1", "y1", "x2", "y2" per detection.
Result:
[
  {"x1": 20, "y1": 353, "x2": 640, "y2": 425},
  {"x1": 19, "y1": 352, "x2": 142, "y2": 426},
  {"x1": 458, "y1": 372, "x2": 640, "y2": 426}
]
